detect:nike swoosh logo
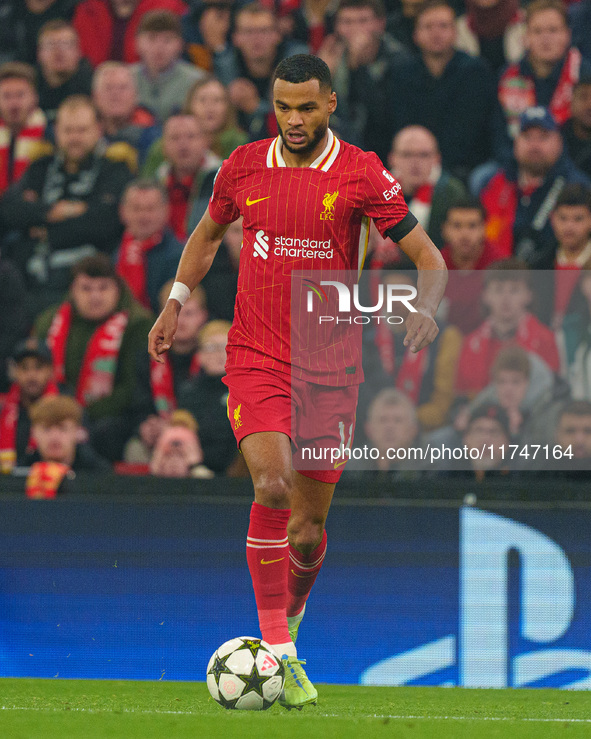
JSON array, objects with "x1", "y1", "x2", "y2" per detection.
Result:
[
  {"x1": 261, "y1": 557, "x2": 285, "y2": 565},
  {"x1": 291, "y1": 569, "x2": 316, "y2": 578},
  {"x1": 246, "y1": 195, "x2": 271, "y2": 206}
]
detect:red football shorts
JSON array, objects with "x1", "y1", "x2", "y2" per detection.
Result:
[{"x1": 223, "y1": 367, "x2": 359, "y2": 483}]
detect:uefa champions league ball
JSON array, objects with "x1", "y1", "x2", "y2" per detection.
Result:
[{"x1": 206, "y1": 637, "x2": 285, "y2": 710}]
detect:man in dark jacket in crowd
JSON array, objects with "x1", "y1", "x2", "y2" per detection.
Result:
[
  {"x1": 388, "y1": 0, "x2": 496, "y2": 179},
  {"x1": 1, "y1": 95, "x2": 132, "y2": 317}
]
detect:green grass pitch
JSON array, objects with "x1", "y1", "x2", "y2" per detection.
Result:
[{"x1": 1, "y1": 679, "x2": 590, "y2": 739}]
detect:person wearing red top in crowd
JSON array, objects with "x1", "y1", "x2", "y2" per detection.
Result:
[
  {"x1": 117, "y1": 179, "x2": 183, "y2": 314},
  {"x1": 73, "y1": 0, "x2": 187, "y2": 67},
  {"x1": 480, "y1": 106, "x2": 590, "y2": 267},
  {"x1": 455, "y1": 258, "x2": 560, "y2": 398},
  {"x1": 155, "y1": 114, "x2": 220, "y2": 242},
  {"x1": 0, "y1": 340, "x2": 58, "y2": 473},
  {"x1": 0, "y1": 62, "x2": 46, "y2": 196},
  {"x1": 148, "y1": 55, "x2": 446, "y2": 707},
  {"x1": 441, "y1": 198, "x2": 506, "y2": 334},
  {"x1": 494, "y1": 0, "x2": 591, "y2": 164}
]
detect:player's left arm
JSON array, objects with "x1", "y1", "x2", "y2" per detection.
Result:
[{"x1": 393, "y1": 222, "x2": 448, "y2": 354}]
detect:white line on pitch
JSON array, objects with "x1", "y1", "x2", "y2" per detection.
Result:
[{"x1": 1, "y1": 706, "x2": 590, "y2": 722}]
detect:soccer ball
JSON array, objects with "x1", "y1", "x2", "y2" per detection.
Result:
[{"x1": 206, "y1": 637, "x2": 285, "y2": 710}]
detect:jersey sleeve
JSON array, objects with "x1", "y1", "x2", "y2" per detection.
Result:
[
  {"x1": 208, "y1": 154, "x2": 240, "y2": 225},
  {"x1": 361, "y1": 152, "x2": 418, "y2": 241}
]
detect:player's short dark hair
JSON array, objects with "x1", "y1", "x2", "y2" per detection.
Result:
[
  {"x1": 415, "y1": 0, "x2": 456, "y2": 22},
  {"x1": 136, "y1": 10, "x2": 183, "y2": 37},
  {"x1": 273, "y1": 55, "x2": 332, "y2": 93},
  {"x1": 0, "y1": 62, "x2": 37, "y2": 89},
  {"x1": 484, "y1": 258, "x2": 531, "y2": 288},
  {"x1": 554, "y1": 184, "x2": 591, "y2": 211},
  {"x1": 336, "y1": 0, "x2": 386, "y2": 20},
  {"x1": 71, "y1": 253, "x2": 119, "y2": 282},
  {"x1": 444, "y1": 196, "x2": 486, "y2": 221}
]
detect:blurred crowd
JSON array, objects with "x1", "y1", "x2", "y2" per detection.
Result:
[{"x1": 2, "y1": 0, "x2": 591, "y2": 494}]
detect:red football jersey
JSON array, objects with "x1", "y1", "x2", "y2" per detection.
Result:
[{"x1": 208, "y1": 130, "x2": 414, "y2": 385}]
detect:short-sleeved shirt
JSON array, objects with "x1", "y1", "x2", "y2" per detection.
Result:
[{"x1": 208, "y1": 130, "x2": 416, "y2": 386}]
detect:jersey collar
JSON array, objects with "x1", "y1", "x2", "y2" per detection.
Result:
[{"x1": 266, "y1": 129, "x2": 341, "y2": 171}]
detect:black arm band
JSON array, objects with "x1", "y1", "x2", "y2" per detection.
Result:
[{"x1": 385, "y1": 211, "x2": 419, "y2": 243}]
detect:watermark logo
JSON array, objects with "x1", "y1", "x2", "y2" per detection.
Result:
[{"x1": 306, "y1": 279, "x2": 417, "y2": 324}]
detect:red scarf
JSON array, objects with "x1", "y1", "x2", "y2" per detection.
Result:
[
  {"x1": 481, "y1": 170, "x2": 518, "y2": 257},
  {"x1": 47, "y1": 302, "x2": 129, "y2": 406},
  {"x1": 167, "y1": 173, "x2": 194, "y2": 241},
  {"x1": 0, "y1": 108, "x2": 46, "y2": 193},
  {"x1": 498, "y1": 48, "x2": 582, "y2": 138},
  {"x1": 0, "y1": 380, "x2": 59, "y2": 472},
  {"x1": 375, "y1": 323, "x2": 429, "y2": 404},
  {"x1": 149, "y1": 353, "x2": 200, "y2": 415},
  {"x1": 116, "y1": 230, "x2": 163, "y2": 309}
]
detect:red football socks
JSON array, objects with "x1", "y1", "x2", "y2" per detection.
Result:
[
  {"x1": 287, "y1": 529, "x2": 327, "y2": 618},
  {"x1": 246, "y1": 501, "x2": 291, "y2": 645}
]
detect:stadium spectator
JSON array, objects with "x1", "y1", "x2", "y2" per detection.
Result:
[
  {"x1": 466, "y1": 345, "x2": 566, "y2": 442},
  {"x1": 0, "y1": 253, "x2": 29, "y2": 393},
  {"x1": 455, "y1": 0, "x2": 526, "y2": 74},
  {"x1": 495, "y1": 0, "x2": 591, "y2": 164},
  {"x1": 543, "y1": 185, "x2": 591, "y2": 329},
  {"x1": 318, "y1": 0, "x2": 408, "y2": 162},
  {"x1": 456, "y1": 402, "x2": 512, "y2": 477},
  {"x1": 362, "y1": 270, "x2": 462, "y2": 431},
  {"x1": 1, "y1": 96, "x2": 133, "y2": 317},
  {"x1": 142, "y1": 76, "x2": 247, "y2": 179},
  {"x1": 352, "y1": 388, "x2": 423, "y2": 476},
  {"x1": 0, "y1": 339, "x2": 58, "y2": 473},
  {"x1": 199, "y1": 217, "x2": 241, "y2": 321},
  {"x1": 132, "y1": 10, "x2": 205, "y2": 125},
  {"x1": 388, "y1": 125, "x2": 467, "y2": 250},
  {"x1": 441, "y1": 198, "x2": 504, "y2": 271},
  {"x1": 116, "y1": 180, "x2": 183, "y2": 314},
  {"x1": 25, "y1": 394, "x2": 110, "y2": 497},
  {"x1": 149, "y1": 409, "x2": 213, "y2": 478},
  {"x1": 36, "y1": 21, "x2": 93, "y2": 124},
  {"x1": 11, "y1": 1, "x2": 77, "y2": 67},
  {"x1": 565, "y1": 271, "x2": 591, "y2": 400},
  {"x1": 154, "y1": 113, "x2": 220, "y2": 241},
  {"x1": 0, "y1": 63, "x2": 47, "y2": 196},
  {"x1": 34, "y1": 254, "x2": 153, "y2": 462},
  {"x1": 569, "y1": 0, "x2": 591, "y2": 63},
  {"x1": 92, "y1": 62, "x2": 159, "y2": 167},
  {"x1": 215, "y1": 3, "x2": 308, "y2": 135},
  {"x1": 554, "y1": 399, "x2": 591, "y2": 463},
  {"x1": 440, "y1": 198, "x2": 506, "y2": 334},
  {"x1": 388, "y1": 0, "x2": 496, "y2": 180},
  {"x1": 278, "y1": 0, "x2": 338, "y2": 54},
  {"x1": 178, "y1": 319, "x2": 239, "y2": 474},
  {"x1": 183, "y1": 0, "x2": 234, "y2": 72},
  {"x1": 561, "y1": 76, "x2": 591, "y2": 179},
  {"x1": 73, "y1": 0, "x2": 188, "y2": 67},
  {"x1": 125, "y1": 282, "x2": 207, "y2": 464},
  {"x1": 455, "y1": 259, "x2": 560, "y2": 398},
  {"x1": 480, "y1": 106, "x2": 591, "y2": 268},
  {"x1": 386, "y1": 0, "x2": 422, "y2": 51}
]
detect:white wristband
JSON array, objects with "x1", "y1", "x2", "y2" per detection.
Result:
[{"x1": 168, "y1": 281, "x2": 191, "y2": 306}]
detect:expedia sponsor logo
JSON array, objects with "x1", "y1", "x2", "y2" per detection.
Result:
[{"x1": 383, "y1": 182, "x2": 402, "y2": 201}]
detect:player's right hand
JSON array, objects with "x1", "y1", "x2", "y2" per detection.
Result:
[{"x1": 148, "y1": 302, "x2": 180, "y2": 363}]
